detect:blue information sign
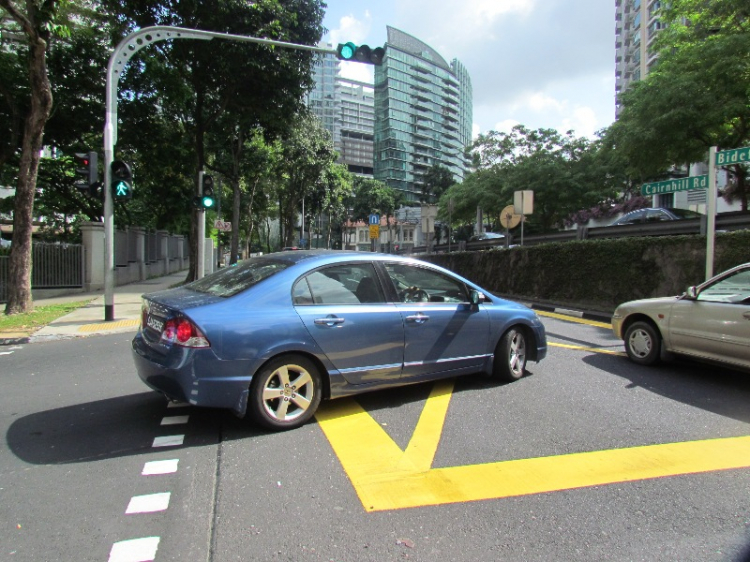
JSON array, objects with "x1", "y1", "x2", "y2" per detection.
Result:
[{"x1": 369, "y1": 214, "x2": 380, "y2": 225}]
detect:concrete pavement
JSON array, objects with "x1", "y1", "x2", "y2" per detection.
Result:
[{"x1": 1, "y1": 270, "x2": 188, "y2": 344}]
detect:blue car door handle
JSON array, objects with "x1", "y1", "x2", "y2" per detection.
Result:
[
  {"x1": 314, "y1": 316, "x2": 346, "y2": 326},
  {"x1": 405, "y1": 313, "x2": 429, "y2": 324}
]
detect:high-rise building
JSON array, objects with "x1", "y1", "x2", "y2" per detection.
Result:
[
  {"x1": 615, "y1": 0, "x2": 664, "y2": 118},
  {"x1": 374, "y1": 26, "x2": 473, "y2": 202},
  {"x1": 336, "y1": 79, "x2": 375, "y2": 176},
  {"x1": 306, "y1": 45, "x2": 375, "y2": 177},
  {"x1": 306, "y1": 43, "x2": 339, "y2": 132}
]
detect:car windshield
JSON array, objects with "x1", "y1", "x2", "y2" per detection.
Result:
[{"x1": 186, "y1": 258, "x2": 289, "y2": 297}]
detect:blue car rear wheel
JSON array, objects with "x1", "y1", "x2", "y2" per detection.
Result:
[{"x1": 248, "y1": 354, "x2": 323, "y2": 431}]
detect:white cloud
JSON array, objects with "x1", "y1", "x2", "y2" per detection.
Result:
[
  {"x1": 328, "y1": 11, "x2": 372, "y2": 46},
  {"x1": 492, "y1": 119, "x2": 522, "y2": 134}
]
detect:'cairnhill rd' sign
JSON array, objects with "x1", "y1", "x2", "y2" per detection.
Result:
[{"x1": 641, "y1": 175, "x2": 708, "y2": 196}]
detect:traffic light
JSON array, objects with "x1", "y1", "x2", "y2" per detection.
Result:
[
  {"x1": 193, "y1": 173, "x2": 215, "y2": 210},
  {"x1": 74, "y1": 151, "x2": 98, "y2": 194},
  {"x1": 336, "y1": 42, "x2": 385, "y2": 65},
  {"x1": 111, "y1": 160, "x2": 133, "y2": 200}
]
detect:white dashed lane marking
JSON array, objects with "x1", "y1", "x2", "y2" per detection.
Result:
[
  {"x1": 142, "y1": 459, "x2": 179, "y2": 476},
  {"x1": 160, "y1": 415, "x2": 189, "y2": 425},
  {"x1": 126, "y1": 493, "x2": 171, "y2": 514},
  {"x1": 108, "y1": 537, "x2": 160, "y2": 562},
  {"x1": 152, "y1": 434, "x2": 185, "y2": 447}
]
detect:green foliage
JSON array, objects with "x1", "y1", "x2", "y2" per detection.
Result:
[
  {"x1": 605, "y1": 0, "x2": 750, "y2": 210},
  {"x1": 457, "y1": 126, "x2": 619, "y2": 233},
  {"x1": 422, "y1": 164, "x2": 455, "y2": 203}
]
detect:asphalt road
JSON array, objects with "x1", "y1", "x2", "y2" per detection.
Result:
[{"x1": 2, "y1": 314, "x2": 750, "y2": 562}]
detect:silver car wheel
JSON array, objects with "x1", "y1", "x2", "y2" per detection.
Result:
[
  {"x1": 623, "y1": 321, "x2": 661, "y2": 366},
  {"x1": 628, "y1": 328, "x2": 653, "y2": 358},
  {"x1": 494, "y1": 327, "x2": 528, "y2": 381},
  {"x1": 261, "y1": 363, "x2": 315, "y2": 422},
  {"x1": 249, "y1": 354, "x2": 323, "y2": 431}
]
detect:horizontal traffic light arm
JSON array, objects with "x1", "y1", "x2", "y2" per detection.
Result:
[{"x1": 336, "y1": 42, "x2": 385, "y2": 65}]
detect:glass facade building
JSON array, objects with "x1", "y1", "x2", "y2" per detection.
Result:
[
  {"x1": 306, "y1": 46, "x2": 375, "y2": 177},
  {"x1": 374, "y1": 27, "x2": 473, "y2": 202}
]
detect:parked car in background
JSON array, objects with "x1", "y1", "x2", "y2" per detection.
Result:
[
  {"x1": 612, "y1": 262, "x2": 750, "y2": 372},
  {"x1": 469, "y1": 232, "x2": 505, "y2": 241},
  {"x1": 608, "y1": 207, "x2": 703, "y2": 226},
  {"x1": 132, "y1": 251, "x2": 547, "y2": 431}
]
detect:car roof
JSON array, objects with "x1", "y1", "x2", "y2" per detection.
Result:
[{"x1": 254, "y1": 249, "x2": 429, "y2": 268}]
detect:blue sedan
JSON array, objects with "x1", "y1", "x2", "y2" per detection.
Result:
[{"x1": 132, "y1": 251, "x2": 547, "y2": 431}]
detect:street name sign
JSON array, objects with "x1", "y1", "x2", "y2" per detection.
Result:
[
  {"x1": 715, "y1": 146, "x2": 750, "y2": 166},
  {"x1": 641, "y1": 175, "x2": 708, "y2": 196}
]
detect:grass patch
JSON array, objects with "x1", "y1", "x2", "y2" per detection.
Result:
[{"x1": 0, "y1": 301, "x2": 92, "y2": 333}]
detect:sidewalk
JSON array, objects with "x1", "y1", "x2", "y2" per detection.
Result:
[{"x1": 1, "y1": 270, "x2": 188, "y2": 344}]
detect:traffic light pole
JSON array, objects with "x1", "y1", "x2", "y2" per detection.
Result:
[
  {"x1": 197, "y1": 171, "x2": 205, "y2": 279},
  {"x1": 103, "y1": 26, "x2": 339, "y2": 321}
]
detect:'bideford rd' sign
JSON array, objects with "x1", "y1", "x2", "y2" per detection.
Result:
[{"x1": 715, "y1": 146, "x2": 750, "y2": 166}]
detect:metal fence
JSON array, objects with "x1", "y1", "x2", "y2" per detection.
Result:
[{"x1": 0, "y1": 243, "x2": 84, "y2": 303}]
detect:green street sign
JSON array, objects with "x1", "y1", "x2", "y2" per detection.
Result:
[
  {"x1": 641, "y1": 175, "x2": 708, "y2": 196},
  {"x1": 715, "y1": 146, "x2": 750, "y2": 166}
]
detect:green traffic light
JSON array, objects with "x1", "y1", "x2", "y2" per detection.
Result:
[
  {"x1": 201, "y1": 196, "x2": 215, "y2": 208},
  {"x1": 338, "y1": 42, "x2": 356, "y2": 60}
]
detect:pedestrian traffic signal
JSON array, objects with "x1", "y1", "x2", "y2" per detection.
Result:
[
  {"x1": 336, "y1": 42, "x2": 385, "y2": 65},
  {"x1": 194, "y1": 173, "x2": 215, "y2": 210},
  {"x1": 74, "y1": 151, "x2": 98, "y2": 193},
  {"x1": 111, "y1": 160, "x2": 133, "y2": 200}
]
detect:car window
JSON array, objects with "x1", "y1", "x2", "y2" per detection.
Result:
[
  {"x1": 646, "y1": 209, "x2": 670, "y2": 222},
  {"x1": 384, "y1": 263, "x2": 469, "y2": 303},
  {"x1": 187, "y1": 258, "x2": 288, "y2": 297},
  {"x1": 293, "y1": 264, "x2": 385, "y2": 305},
  {"x1": 697, "y1": 269, "x2": 750, "y2": 304}
]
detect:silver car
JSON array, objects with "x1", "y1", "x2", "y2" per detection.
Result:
[{"x1": 612, "y1": 262, "x2": 750, "y2": 371}]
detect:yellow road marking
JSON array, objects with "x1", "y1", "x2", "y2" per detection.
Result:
[
  {"x1": 78, "y1": 319, "x2": 139, "y2": 332},
  {"x1": 317, "y1": 384, "x2": 750, "y2": 511},
  {"x1": 536, "y1": 310, "x2": 611, "y2": 329},
  {"x1": 549, "y1": 342, "x2": 626, "y2": 356}
]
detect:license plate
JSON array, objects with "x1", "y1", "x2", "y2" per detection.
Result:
[{"x1": 147, "y1": 314, "x2": 164, "y2": 332}]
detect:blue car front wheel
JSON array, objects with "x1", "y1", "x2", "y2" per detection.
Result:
[{"x1": 494, "y1": 327, "x2": 527, "y2": 382}]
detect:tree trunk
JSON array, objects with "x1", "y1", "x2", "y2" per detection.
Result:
[{"x1": 5, "y1": 29, "x2": 53, "y2": 314}]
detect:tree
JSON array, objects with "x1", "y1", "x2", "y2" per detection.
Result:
[
  {"x1": 422, "y1": 164, "x2": 455, "y2": 203},
  {"x1": 275, "y1": 111, "x2": 335, "y2": 247},
  {"x1": 105, "y1": 0, "x2": 326, "y2": 279},
  {"x1": 463, "y1": 125, "x2": 617, "y2": 232},
  {"x1": 605, "y1": 0, "x2": 750, "y2": 210},
  {"x1": 1, "y1": 0, "x2": 66, "y2": 314}
]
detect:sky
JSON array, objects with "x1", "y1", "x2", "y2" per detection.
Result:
[{"x1": 321, "y1": 0, "x2": 615, "y2": 140}]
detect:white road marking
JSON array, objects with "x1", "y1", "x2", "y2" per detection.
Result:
[
  {"x1": 160, "y1": 415, "x2": 189, "y2": 425},
  {"x1": 142, "y1": 459, "x2": 179, "y2": 475},
  {"x1": 108, "y1": 537, "x2": 160, "y2": 562},
  {"x1": 126, "y1": 492, "x2": 171, "y2": 514},
  {"x1": 167, "y1": 401, "x2": 189, "y2": 408},
  {"x1": 152, "y1": 435, "x2": 184, "y2": 448}
]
